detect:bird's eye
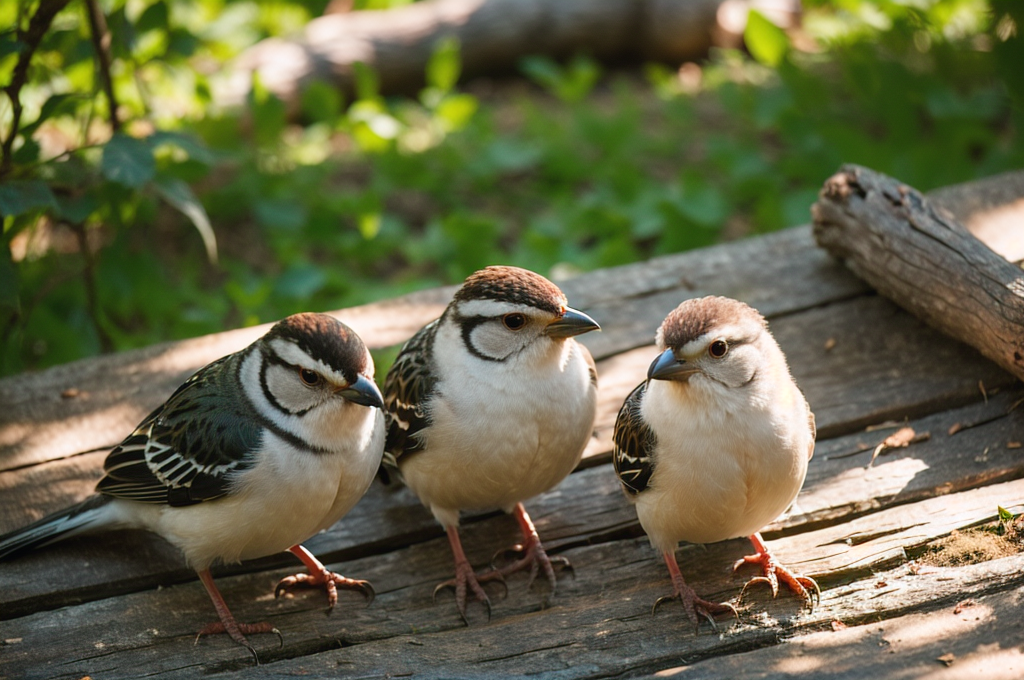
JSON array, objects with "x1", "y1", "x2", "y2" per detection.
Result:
[
  {"x1": 502, "y1": 313, "x2": 527, "y2": 331},
  {"x1": 298, "y1": 368, "x2": 321, "y2": 386},
  {"x1": 708, "y1": 340, "x2": 729, "y2": 358}
]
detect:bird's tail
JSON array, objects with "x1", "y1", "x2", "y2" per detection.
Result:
[{"x1": 0, "y1": 495, "x2": 114, "y2": 560}]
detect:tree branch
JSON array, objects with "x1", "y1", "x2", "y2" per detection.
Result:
[
  {"x1": 84, "y1": 0, "x2": 120, "y2": 132},
  {"x1": 1, "y1": 0, "x2": 73, "y2": 178}
]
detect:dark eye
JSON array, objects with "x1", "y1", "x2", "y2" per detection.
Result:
[
  {"x1": 502, "y1": 313, "x2": 527, "y2": 331},
  {"x1": 708, "y1": 340, "x2": 729, "y2": 358},
  {"x1": 298, "y1": 368, "x2": 321, "y2": 386}
]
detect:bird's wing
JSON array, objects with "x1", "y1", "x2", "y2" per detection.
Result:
[
  {"x1": 612, "y1": 382, "x2": 657, "y2": 496},
  {"x1": 382, "y1": 319, "x2": 440, "y2": 467},
  {"x1": 96, "y1": 353, "x2": 263, "y2": 507}
]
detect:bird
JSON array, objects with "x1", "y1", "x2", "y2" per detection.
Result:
[
  {"x1": 0, "y1": 312, "x2": 386, "y2": 657},
  {"x1": 380, "y1": 265, "x2": 600, "y2": 622},
  {"x1": 612, "y1": 296, "x2": 818, "y2": 630}
]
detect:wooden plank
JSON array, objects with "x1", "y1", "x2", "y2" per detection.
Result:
[
  {"x1": 1, "y1": 385, "x2": 1021, "y2": 627},
  {"x1": 652, "y1": 582, "x2": 1024, "y2": 679},
  {"x1": 1, "y1": 479, "x2": 1022, "y2": 680}
]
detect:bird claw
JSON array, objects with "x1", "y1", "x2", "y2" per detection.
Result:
[
  {"x1": 433, "y1": 568, "x2": 506, "y2": 624},
  {"x1": 489, "y1": 540, "x2": 571, "y2": 595},
  {"x1": 735, "y1": 550, "x2": 819, "y2": 610},
  {"x1": 194, "y1": 621, "x2": 282, "y2": 662},
  {"x1": 652, "y1": 589, "x2": 738, "y2": 633},
  {"x1": 274, "y1": 571, "x2": 375, "y2": 613}
]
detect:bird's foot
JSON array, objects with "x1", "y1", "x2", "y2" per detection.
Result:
[
  {"x1": 733, "y1": 543, "x2": 819, "y2": 609},
  {"x1": 195, "y1": 620, "x2": 282, "y2": 663},
  {"x1": 433, "y1": 558, "x2": 507, "y2": 625},
  {"x1": 653, "y1": 581, "x2": 738, "y2": 633},
  {"x1": 491, "y1": 540, "x2": 573, "y2": 594},
  {"x1": 274, "y1": 569, "x2": 375, "y2": 613}
]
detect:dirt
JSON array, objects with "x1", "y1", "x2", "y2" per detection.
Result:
[{"x1": 917, "y1": 517, "x2": 1024, "y2": 568}]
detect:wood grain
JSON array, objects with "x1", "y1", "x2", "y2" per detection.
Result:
[{"x1": 813, "y1": 164, "x2": 1024, "y2": 382}]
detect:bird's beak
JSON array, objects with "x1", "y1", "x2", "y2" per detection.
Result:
[
  {"x1": 647, "y1": 349, "x2": 699, "y2": 382},
  {"x1": 338, "y1": 375, "x2": 384, "y2": 409},
  {"x1": 545, "y1": 307, "x2": 600, "y2": 338}
]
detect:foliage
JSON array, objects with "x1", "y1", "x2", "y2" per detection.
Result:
[{"x1": 1, "y1": 0, "x2": 1021, "y2": 375}]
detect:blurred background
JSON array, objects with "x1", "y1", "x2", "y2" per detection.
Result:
[{"x1": 1, "y1": 0, "x2": 1021, "y2": 376}]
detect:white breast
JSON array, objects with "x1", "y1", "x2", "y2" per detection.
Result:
[
  {"x1": 152, "y1": 399, "x2": 385, "y2": 570},
  {"x1": 401, "y1": 325, "x2": 596, "y2": 528},
  {"x1": 634, "y1": 377, "x2": 810, "y2": 553}
]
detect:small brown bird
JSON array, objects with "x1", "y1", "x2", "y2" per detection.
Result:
[
  {"x1": 381, "y1": 266, "x2": 600, "y2": 621},
  {"x1": 613, "y1": 296, "x2": 818, "y2": 629}
]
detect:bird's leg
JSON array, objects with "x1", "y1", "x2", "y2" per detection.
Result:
[
  {"x1": 195, "y1": 568, "x2": 281, "y2": 661},
  {"x1": 274, "y1": 544, "x2": 375, "y2": 613},
  {"x1": 490, "y1": 502, "x2": 572, "y2": 593},
  {"x1": 734, "y1": 532, "x2": 820, "y2": 608},
  {"x1": 433, "y1": 525, "x2": 506, "y2": 624},
  {"x1": 654, "y1": 550, "x2": 738, "y2": 632}
]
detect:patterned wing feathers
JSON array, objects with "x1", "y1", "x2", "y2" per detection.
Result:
[{"x1": 612, "y1": 382, "x2": 657, "y2": 496}]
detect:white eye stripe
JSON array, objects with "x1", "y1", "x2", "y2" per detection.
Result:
[{"x1": 456, "y1": 299, "x2": 542, "y2": 319}]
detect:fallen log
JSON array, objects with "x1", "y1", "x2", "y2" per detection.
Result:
[
  {"x1": 812, "y1": 165, "x2": 1024, "y2": 382},
  {"x1": 216, "y1": 0, "x2": 799, "y2": 106}
]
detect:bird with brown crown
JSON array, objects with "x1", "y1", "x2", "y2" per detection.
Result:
[
  {"x1": 381, "y1": 266, "x2": 600, "y2": 622},
  {"x1": 613, "y1": 296, "x2": 818, "y2": 629}
]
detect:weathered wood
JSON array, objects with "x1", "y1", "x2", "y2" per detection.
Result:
[
  {"x1": 219, "y1": 0, "x2": 734, "y2": 106},
  {"x1": 2, "y1": 477, "x2": 1022, "y2": 680},
  {"x1": 651, "y1": 581, "x2": 1024, "y2": 680},
  {"x1": 813, "y1": 164, "x2": 1024, "y2": 382}
]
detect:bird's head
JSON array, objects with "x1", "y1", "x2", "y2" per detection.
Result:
[
  {"x1": 648, "y1": 296, "x2": 768, "y2": 390},
  {"x1": 259, "y1": 312, "x2": 383, "y2": 415},
  {"x1": 446, "y1": 265, "x2": 600, "y2": 362}
]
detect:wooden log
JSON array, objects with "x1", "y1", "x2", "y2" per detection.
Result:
[
  {"x1": 218, "y1": 0, "x2": 739, "y2": 105},
  {"x1": 812, "y1": 164, "x2": 1024, "y2": 382}
]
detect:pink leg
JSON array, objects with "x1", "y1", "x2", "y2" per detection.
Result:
[
  {"x1": 733, "y1": 532, "x2": 820, "y2": 608},
  {"x1": 274, "y1": 544, "x2": 375, "y2": 612},
  {"x1": 491, "y1": 503, "x2": 572, "y2": 592},
  {"x1": 655, "y1": 551, "x2": 738, "y2": 632},
  {"x1": 433, "y1": 525, "x2": 507, "y2": 624},
  {"x1": 195, "y1": 568, "x2": 280, "y2": 660}
]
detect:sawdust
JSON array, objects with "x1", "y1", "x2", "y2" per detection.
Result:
[{"x1": 918, "y1": 518, "x2": 1024, "y2": 568}]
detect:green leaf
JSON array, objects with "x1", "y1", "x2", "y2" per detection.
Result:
[
  {"x1": 300, "y1": 81, "x2": 343, "y2": 123},
  {"x1": 274, "y1": 264, "x2": 327, "y2": 299},
  {"x1": 20, "y1": 93, "x2": 78, "y2": 137},
  {"x1": 55, "y1": 193, "x2": 99, "y2": 223},
  {"x1": 149, "y1": 130, "x2": 216, "y2": 165},
  {"x1": 426, "y1": 37, "x2": 461, "y2": 93},
  {"x1": 0, "y1": 180, "x2": 57, "y2": 218},
  {"x1": 745, "y1": 10, "x2": 789, "y2": 67},
  {"x1": 998, "y1": 505, "x2": 1015, "y2": 522},
  {"x1": 153, "y1": 176, "x2": 218, "y2": 263},
  {"x1": 102, "y1": 133, "x2": 156, "y2": 188},
  {"x1": 435, "y1": 93, "x2": 478, "y2": 131},
  {"x1": 136, "y1": 0, "x2": 169, "y2": 33},
  {"x1": 352, "y1": 61, "x2": 380, "y2": 101},
  {"x1": 250, "y1": 76, "x2": 287, "y2": 147}
]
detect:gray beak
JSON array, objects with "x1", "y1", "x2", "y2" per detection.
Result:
[
  {"x1": 338, "y1": 374, "x2": 384, "y2": 409},
  {"x1": 647, "y1": 349, "x2": 699, "y2": 382},
  {"x1": 545, "y1": 307, "x2": 600, "y2": 338}
]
